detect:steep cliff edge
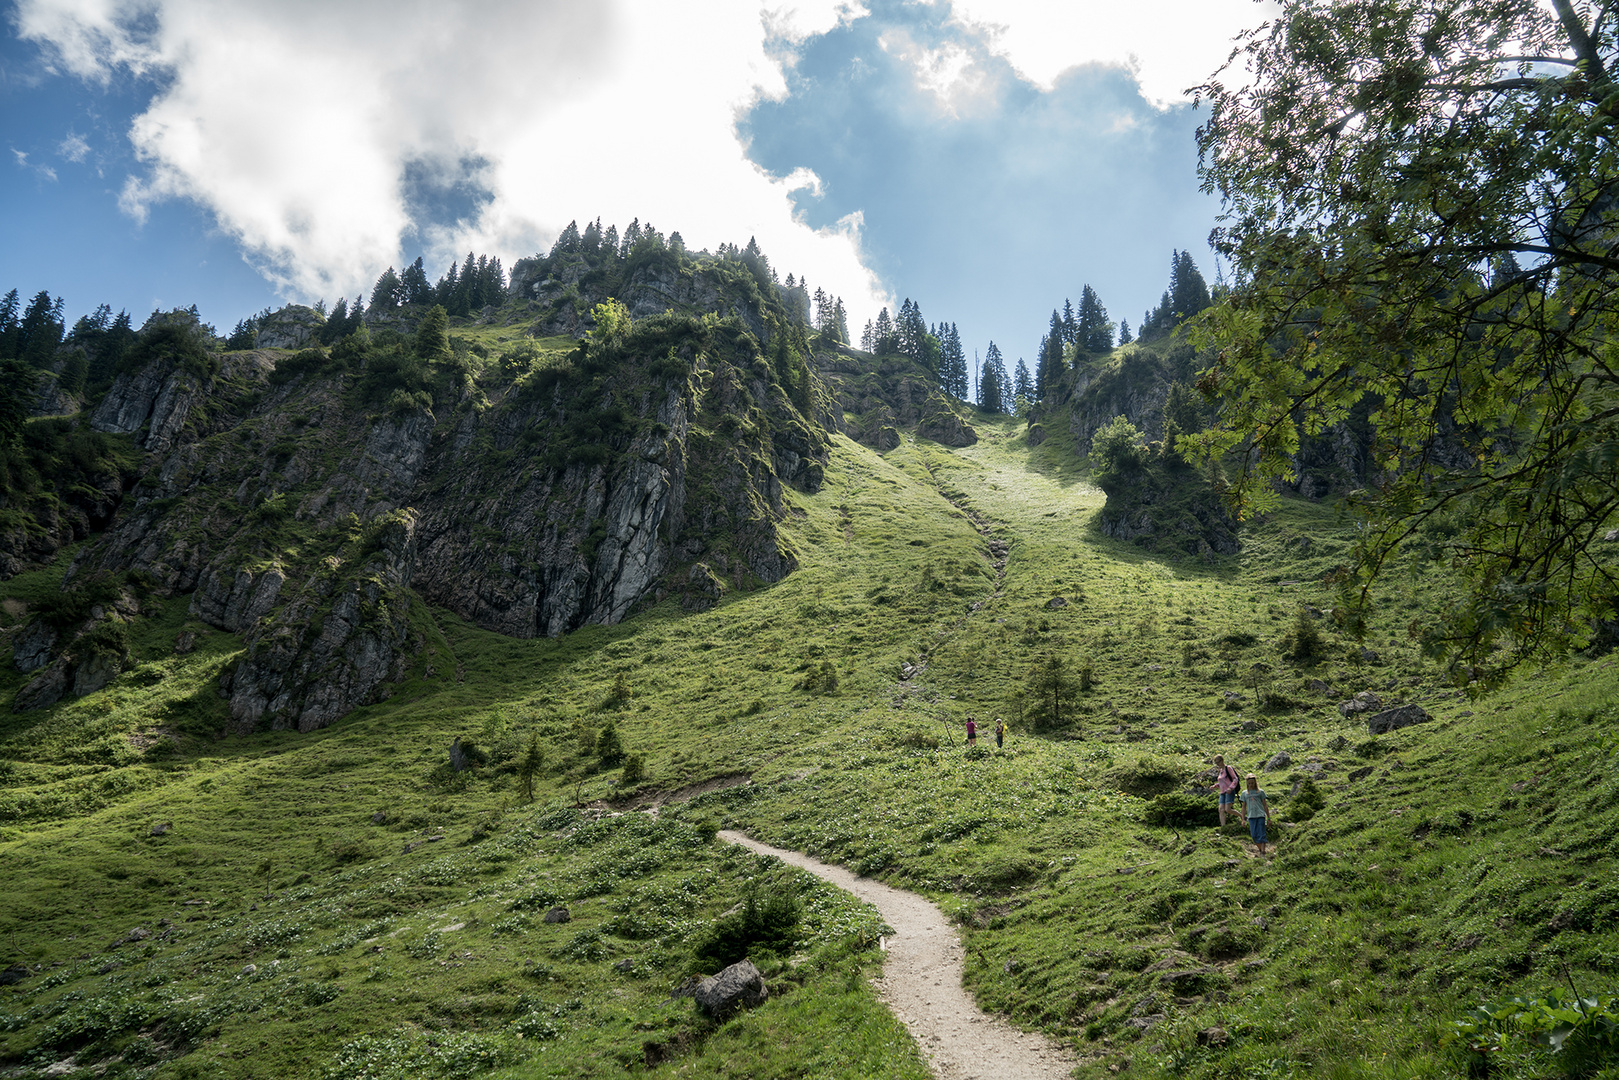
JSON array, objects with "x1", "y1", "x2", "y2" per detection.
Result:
[{"x1": 15, "y1": 307, "x2": 828, "y2": 731}]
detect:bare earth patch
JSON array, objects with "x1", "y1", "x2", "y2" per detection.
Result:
[{"x1": 721, "y1": 830, "x2": 1077, "y2": 1080}]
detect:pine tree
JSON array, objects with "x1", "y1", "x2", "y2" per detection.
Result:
[
  {"x1": 582, "y1": 217, "x2": 602, "y2": 255},
  {"x1": 1076, "y1": 285, "x2": 1112, "y2": 353},
  {"x1": 1013, "y1": 358, "x2": 1033, "y2": 411},
  {"x1": 0, "y1": 357, "x2": 39, "y2": 448},
  {"x1": 435, "y1": 260, "x2": 459, "y2": 308},
  {"x1": 370, "y1": 267, "x2": 403, "y2": 312},
  {"x1": 872, "y1": 307, "x2": 895, "y2": 354},
  {"x1": 1118, "y1": 319, "x2": 1133, "y2": 345},
  {"x1": 860, "y1": 319, "x2": 874, "y2": 352},
  {"x1": 979, "y1": 342, "x2": 1008, "y2": 413},
  {"x1": 401, "y1": 257, "x2": 432, "y2": 306},
  {"x1": 1169, "y1": 251, "x2": 1211, "y2": 322},
  {"x1": 833, "y1": 299, "x2": 849, "y2": 346},
  {"x1": 0, "y1": 289, "x2": 20, "y2": 361},
  {"x1": 549, "y1": 220, "x2": 582, "y2": 259},
  {"x1": 1061, "y1": 299, "x2": 1078, "y2": 344},
  {"x1": 19, "y1": 290, "x2": 63, "y2": 369},
  {"x1": 415, "y1": 304, "x2": 451, "y2": 360}
]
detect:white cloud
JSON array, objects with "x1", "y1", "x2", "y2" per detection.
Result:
[
  {"x1": 11, "y1": 147, "x2": 59, "y2": 181},
  {"x1": 13, "y1": 0, "x2": 888, "y2": 317},
  {"x1": 58, "y1": 131, "x2": 91, "y2": 162},
  {"x1": 947, "y1": 0, "x2": 1275, "y2": 106},
  {"x1": 12, "y1": 0, "x2": 1264, "y2": 325}
]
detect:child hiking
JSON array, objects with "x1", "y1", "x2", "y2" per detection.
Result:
[
  {"x1": 1213, "y1": 754, "x2": 1240, "y2": 826},
  {"x1": 1238, "y1": 774, "x2": 1273, "y2": 855}
]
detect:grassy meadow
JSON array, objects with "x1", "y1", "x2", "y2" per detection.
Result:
[{"x1": 1, "y1": 412, "x2": 1616, "y2": 1079}]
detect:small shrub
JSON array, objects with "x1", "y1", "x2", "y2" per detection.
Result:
[
  {"x1": 1144, "y1": 791, "x2": 1218, "y2": 827},
  {"x1": 1283, "y1": 608, "x2": 1326, "y2": 661},
  {"x1": 795, "y1": 661, "x2": 839, "y2": 694},
  {"x1": 620, "y1": 753, "x2": 645, "y2": 784},
  {"x1": 595, "y1": 721, "x2": 624, "y2": 765},
  {"x1": 690, "y1": 882, "x2": 802, "y2": 972},
  {"x1": 1109, "y1": 755, "x2": 1185, "y2": 798}
]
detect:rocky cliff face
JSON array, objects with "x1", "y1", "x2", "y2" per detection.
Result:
[
  {"x1": 18, "y1": 314, "x2": 828, "y2": 731},
  {"x1": 814, "y1": 350, "x2": 977, "y2": 450}
]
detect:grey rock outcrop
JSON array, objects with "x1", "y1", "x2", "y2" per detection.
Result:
[
  {"x1": 255, "y1": 306, "x2": 324, "y2": 349},
  {"x1": 14, "y1": 658, "x2": 69, "y2": 711},
  {"x1": 816, "y1": 351, "x2": 977, "y2": 449},
  {"x1": 13, "y1": 622, "x2": 58, "y2": 673},
  {"x1": 694, "y1": 959, "x2": 769, "y2": 1018},
  {"x1": 1338, "y1": 691, "x2": 1382, "y2": 717},
  {"x1": 1366, "y1": 704, "x2": 1433, "y2": 735}
]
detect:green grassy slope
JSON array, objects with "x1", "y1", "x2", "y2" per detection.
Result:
[{"x1": 0, "y1": 413, "x2": 1615, "y2": 1080}]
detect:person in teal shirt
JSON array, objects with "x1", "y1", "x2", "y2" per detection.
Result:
[{"x1": 1238, "y1": 774, "x2": 1273, "y2": 855}]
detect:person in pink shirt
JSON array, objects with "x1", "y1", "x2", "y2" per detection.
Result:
[
  {"x1": 966, "y1": 716, "x2": 977, "y2": 747},
  {"x1": 1213, "y1": 754, "x2": 1240, "y2": 825}
]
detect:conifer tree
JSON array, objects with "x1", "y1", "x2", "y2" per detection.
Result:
[
  {"x1": 435, "y1": 260, "x2": 459, "y2": 308},
  {"x1": 872, "y1": 307, "x2": 895, "y2": 354},
  {"x1": 370, "y1": 267, "x2": 403, "y2": 312},
  {"x1": 415, "y1": 304, "x2": 451, "y2": 360},
  {"x1": 401, "y1": 257, "x2": 432, "y2": 306},
  {"x1": 1013, "y1": 358, "x2": 1033, "y2": 410},
  {"x1": 1062, "y1": 299, "x2": 1078, "y2": 344},
  {"x1": 0, "y1": 290, "x2": 20, "y2": 360},
  {"x1": 19, "y1": 290, "x2": 63, "y2": 369},
  {"x1": 1076, "y1": 285, "x2": 1112, "y2": 353},
  {"x1": 1118, "y1": 319, "x2": 1132, "y2": 345},
  {"x1": 979, "y1": 342, "x2": 1008, "y2": 413}
]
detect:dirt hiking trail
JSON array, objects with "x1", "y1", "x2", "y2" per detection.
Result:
[{"x1": 720, "y1": 831, "x2": 1078, "y2": 1080}]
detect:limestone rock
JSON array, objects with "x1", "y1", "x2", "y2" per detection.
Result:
[
  {"x1": 72, "y1": 652, "x2": 120, "y2": 697},
  {"x1": 1338, "y1": 691, "x2": 1382, "y2": 717},
  {"x1": 543, "y1": 907, "x2": 571, "y2": 924},
  {"x1": 1265, "y1": 751, "x2": 1292, "y2": 771},
  {"x1": 694, "y1": 959, "x2": 769, "y2": 1018},
  {"x1": 13, "y1": 621, "x2": 58, "y2": 674},
  {"x1": 14, "y1": 658, "x2": 69, "y2": 712},
  {"x1": 255, "y1": 305, "x2": 324, "y2": 349}
]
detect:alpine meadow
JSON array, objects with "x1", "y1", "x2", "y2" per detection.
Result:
[{"x1": 3, "y1": 2, "x2": 1619, "y2": 1079}]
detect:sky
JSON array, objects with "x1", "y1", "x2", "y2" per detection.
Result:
[{"x1": 0, "y1": 0, "x2": 1273, "y2": 366}]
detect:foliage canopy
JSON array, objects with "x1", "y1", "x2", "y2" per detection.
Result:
[{"x1": 1190, "y1": 0, "x2": 1619, "y2": 682}]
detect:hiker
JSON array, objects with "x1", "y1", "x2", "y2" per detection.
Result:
[
  {"x1": 966, "y1": 716, "x2": 977, "y2": 747},
  {"x1": 1213, "y1": 754, "x2": 1240, "y2": 826},
  {"x1": 994, "y1": 717, "x2": 1006, "y2": 749},
  {"x1": 1238, "y1": 774, "x2": 1273, "y2": 855}
]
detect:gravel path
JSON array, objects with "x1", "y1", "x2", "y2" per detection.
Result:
[{"x1": 720, "y1": 830, "x2": 1078, "y2": 1080}]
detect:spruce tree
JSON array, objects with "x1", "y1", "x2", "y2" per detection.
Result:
[
  {"x1": 370, "y1": 267, "x2": 403, "y2": 312},
  {"x1": 979, "y1": 342, "x2": 1008, "y2": 413},
  {"x1": 1013, "y1": 358, "x2": 1033, "y2": 410},
  {"x1": 415, "y1": 304, "x2": 451, "y2": 360},
  {"x1": 401, "y1": 257, "x2": 431, "y2": 306},
  {"x1": 0, "y1": 290, "x2": 19, "y2": 360},
  {"x1": 19, "y1": 290, "x2": 63, "y2": 369}
]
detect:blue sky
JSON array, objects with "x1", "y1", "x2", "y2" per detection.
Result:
[{"x1": 0, "y1": 0, "x2": 1268, "y2": 358}]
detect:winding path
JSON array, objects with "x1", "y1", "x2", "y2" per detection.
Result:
[{"x1": 719, "y1": 831, "x2": 1078, "y2": 1080}]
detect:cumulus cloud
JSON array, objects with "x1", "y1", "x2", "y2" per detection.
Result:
[
  {"x1": 11, "y1": 0, "x2": 889, "y2": 315},
  {"x1": 11, "y1": 0, "x2": 1265, "y2": 336},
  {"x1": 740, "y1": 0, "x2": 1224, "y2": 355}
]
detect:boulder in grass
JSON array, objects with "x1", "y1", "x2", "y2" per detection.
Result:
[
  {"x1": 1366, "y1": 704, "x2": 1433, "y2": 735},
  {"x1": 694, "y1": 959, "x2": 768, "y2": 1018}
]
